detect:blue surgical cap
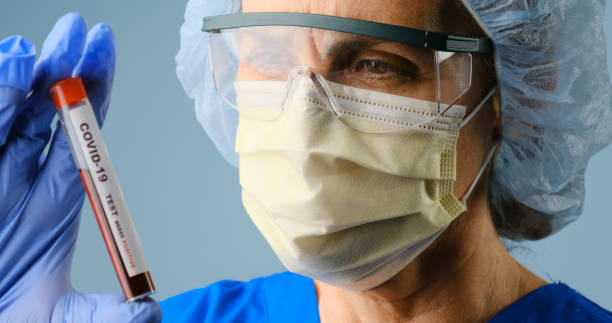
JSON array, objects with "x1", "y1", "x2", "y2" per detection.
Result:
[{"x1": 176, "y1": 0, "x2": 612, "y2": 240}]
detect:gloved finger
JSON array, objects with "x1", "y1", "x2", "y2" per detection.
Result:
[
  {"x1": 0, "y1": 21, "x2": 116, "y2": 300},
  {"x1": 0, "y1": 126, "x2": 88, "y2": 303},
  {"x1": 10, "y1": 12, "x2": 86, "y2": 146},
  {"x1": 0, "y1": 178, "x2": 82, "y2": 304},
  {"x1": 73, "y1": 23, "x2": 115, "y2": 127},
  {"x1": 0, "y1": 13, "x2": 87, "y2": 219},
  {"x1": 0, "y1": 129, "x2": 48, "y2": 222},
  {"x1": 0, "y1": 35, "x2": 36, "y2": 147},
  {"x1": 53, "y1": 292, "x2": 162, "y2": 323},
  {"x1": 7, "y1": 126, "x2": 85, "y2": 245},
  {"x1": 0, "y1": 37, "x2": 37, "y2": 217},
  {"x1": 14, "y1": 23, "x2": 116, "y2": 246},
  {"x1": 0, "y1": 129, "x2": 84, "y2": 303}
]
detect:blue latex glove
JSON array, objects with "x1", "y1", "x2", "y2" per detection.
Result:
[{"x1": 0, "y1": 13, "x2": 161, "y2": 322}]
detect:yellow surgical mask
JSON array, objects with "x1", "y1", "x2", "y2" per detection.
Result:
[{"x1": 235, "y1": 77, "x2": 496, "y2": 290}]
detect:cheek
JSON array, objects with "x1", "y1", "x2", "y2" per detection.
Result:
[
  {"x1": 454, "y1": 127, "x2": 476, "y2": 198},
  {"x1": 451, "y1": 57, "x2": 498, "y2": 195},
  {"x1": 237, "y1": 63, "x2": 255, "y2": 80},
  {"x1": 452, "y1": 99, "x2": 496, "y2": 199}
]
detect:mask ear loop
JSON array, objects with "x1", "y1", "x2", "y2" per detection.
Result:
[
  {"x1": 459, "y1": 86, "x2": 498, "y2": 129},
  {"x1": 458, "y1": 86, "x2": 500, "y2": 205},
  {"x1": 460, "y1": 143, "x2": 499, "y2": 205}
]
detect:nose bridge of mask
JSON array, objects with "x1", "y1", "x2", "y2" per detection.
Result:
[
  {"x1": 234, "y1": 79, "x2": 466, "y2": 180},
  {"x1": 283, "y1": 72, "x2": 467, "y2": 133},
  {"x1": 282, "y1": 67, "x2": 341, "y2": 118}
]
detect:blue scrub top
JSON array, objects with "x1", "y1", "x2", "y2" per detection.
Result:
[{"x1": 160, "y1": 272, "x2": 612, "y2": 322}]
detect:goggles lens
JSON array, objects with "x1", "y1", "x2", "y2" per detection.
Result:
[{"x1": 209, "y1": 26, "x2": 472, "y2": 130}]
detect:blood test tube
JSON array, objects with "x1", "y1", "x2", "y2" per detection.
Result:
[{"x1": 50, "y1": 77, "x2": 155, "y2": 302}]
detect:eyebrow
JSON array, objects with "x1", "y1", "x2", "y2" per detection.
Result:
[
  {"x1": 321, "y1": 38, "x2": 379, "y2": 59},
  {"x1": 319, "y1": 35, "x2": 423, "y2": 61}
]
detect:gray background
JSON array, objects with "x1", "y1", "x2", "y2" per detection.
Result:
[{"x1": 1, "y1": 0, "x2": 611, "y2": 309}]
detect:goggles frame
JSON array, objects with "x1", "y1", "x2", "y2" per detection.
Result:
[{"x1": 202, "y1": 12, "x2": 493, "y2": 54}]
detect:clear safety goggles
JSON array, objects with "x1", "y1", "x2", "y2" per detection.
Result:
[{"x1": 204, "y1": 12, "x2": 493, "y2": 129}]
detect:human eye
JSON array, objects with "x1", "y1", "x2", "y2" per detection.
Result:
[
  {"x1": 331, "y1": 49, "x2": 423, "y2": 90},
  {"x1": 353, "y1": 58, "x2": 416, "y2": 79}
]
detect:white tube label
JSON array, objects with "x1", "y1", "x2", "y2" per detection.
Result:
[{"x1": 68, "y1": 103, "x2": 149, "y2": 277}]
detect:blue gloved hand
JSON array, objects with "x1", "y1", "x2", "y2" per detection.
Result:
[{"x1": 0, "y1": 13, "x2": 161, "y2": 322}]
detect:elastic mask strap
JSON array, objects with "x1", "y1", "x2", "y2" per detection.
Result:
[
  {"x1": 460, "y1": 142, "x2": 499, "y2": 205},
  {"x1": 459, "y1": 86, "x2": 498, "y2": 129}
]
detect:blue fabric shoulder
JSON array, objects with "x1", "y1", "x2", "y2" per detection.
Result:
[
  {"x1": 160, "y1": 272, "x2": 319, "y2": 323},
  {"x1": 490, "y1": 283, "x2": 612, "y2": 322},
  {"x1": 161, "y1": 274, "x2": 610, "y2": 322}
]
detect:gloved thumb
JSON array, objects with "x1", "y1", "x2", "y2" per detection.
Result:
[{"x1": 52, "y1": 292, "x2": 162, "y2": 323}]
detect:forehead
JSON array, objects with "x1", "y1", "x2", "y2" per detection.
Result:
[{"x1": 241, "y1": 0, "x2": 443, "y2": 31}]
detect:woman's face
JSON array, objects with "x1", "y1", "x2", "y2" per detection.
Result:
[{"x1": 241, "y1": 0, "x2": 498, "y2": 199}]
